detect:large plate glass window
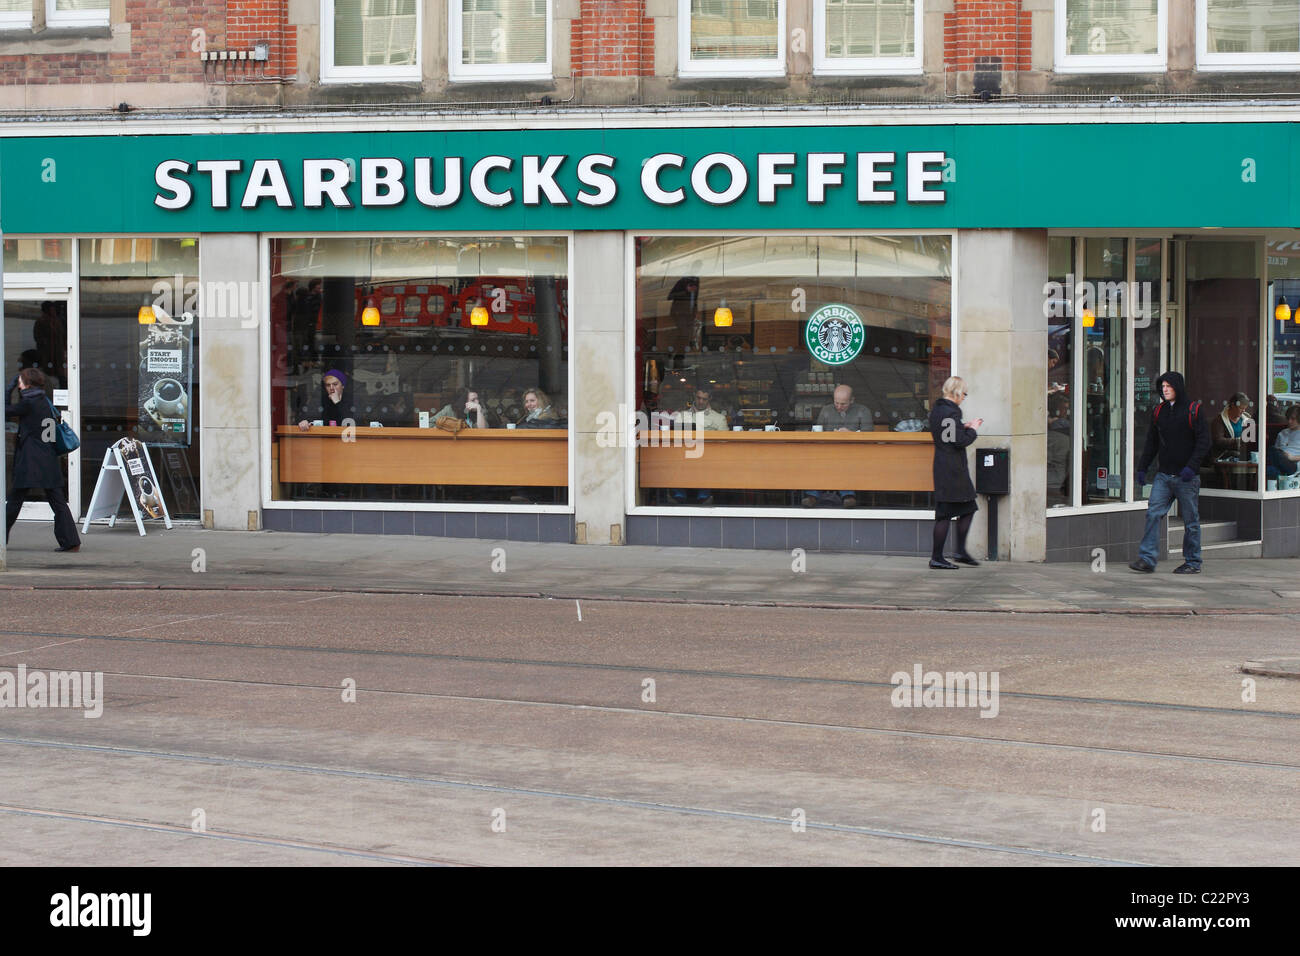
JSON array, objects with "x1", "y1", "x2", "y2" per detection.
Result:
[
  {"x1": 78, "y1": 238, "x2": 203, "y2": 521},
  {"x1": 1185, "y1": 240, "x2": 1262, "y2": 492},
  {"x1": 451, "y1": 0, "x2": 551, "y2": 81},
  {"x1": 680, "y1": 0, "x2": 785, "y2": 77},
  {"x1": 1080, "y1": 238, "x2": 1128, "y2": 506},
  {"x1": 1198, "y1": 0, "x2": 1300, "y2": 70},
  {"x1": 269, "y1": 237, "x2": 570, "y2": 507},
  {"x1": 634, "y1": 235, "x2": 951, "y2": 510},
  {"x1": 1046, "y1": 237, "x2": 1075, "y2": 509},
  {"x1": 1132, "y1": 237, "x2": 1164, "y2": 501},
  {"x1": 1266, "y1": 239, "x2": 1300, "y2": 492},
  {"x1": 321, "y1": 0, "x2": 420, "y2": 83},
  {"x1": 813, "y1": 0, "x2": 922, "y2": 75},
  {"x1": 1055, "y1": 0, "x2": 1166, "y2": 72}
]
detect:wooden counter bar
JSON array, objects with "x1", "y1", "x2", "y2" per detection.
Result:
[
  {"x1": 637, "y1": 430, "x2": 934, "y2": 491},
  {"x1": 276, "y1": 426, "x2": 567, "y2": 486}
]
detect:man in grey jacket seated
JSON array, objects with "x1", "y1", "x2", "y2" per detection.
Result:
[{"x1": 803, "y1": 384, "x2": 873, "y2": 508}]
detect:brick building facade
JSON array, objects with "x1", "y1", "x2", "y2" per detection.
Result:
[{"x1": 3, "y1": 2, "x2": 1300, "y2": 562}]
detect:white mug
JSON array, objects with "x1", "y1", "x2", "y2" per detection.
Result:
[
  {"x1": 811, "y1": 425, "x2": 824, "y2": 432},
  {"x1": 312, "y1": 419, "x2": 324, "y2": 426},
  {"x1": 1268, "y1": 479, "x2": 1278, "y2": 491},
  {"x1": 506, "y1": 423, "x2": 517, "y2": 430}
]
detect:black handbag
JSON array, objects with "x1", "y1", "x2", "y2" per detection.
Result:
[{"x1": 46, "y1": 398, "x2": 80, "y2": 456}]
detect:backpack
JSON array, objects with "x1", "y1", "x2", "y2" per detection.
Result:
[{"x1": 1153, "y1": 400, "x2": 1201, "y2": 431}]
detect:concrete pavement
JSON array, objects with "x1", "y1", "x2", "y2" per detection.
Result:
[{"x1": 4, "y1": 520, "x2": 1300, "y2": 615}]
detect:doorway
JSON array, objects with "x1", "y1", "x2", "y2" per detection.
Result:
[
  {"x1": 1181, "y1": 239, "x2": 1263, "y2": 493},
  {"x1": 4, "y1": 291, "x2": 79, "y2": 521}
]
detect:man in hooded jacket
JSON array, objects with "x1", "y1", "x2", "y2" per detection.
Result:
[{"x1": 1131, "y1": 371, "x2": 1211, "y2": 574}]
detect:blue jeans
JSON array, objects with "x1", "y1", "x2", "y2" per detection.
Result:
[{"x1": 1138, "y1": 472, "x2": 1201, "y2": 569}]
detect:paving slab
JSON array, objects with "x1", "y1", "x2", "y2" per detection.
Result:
[{"x1": 4, "y1": 522, "x2": 1300, "y2": 615}]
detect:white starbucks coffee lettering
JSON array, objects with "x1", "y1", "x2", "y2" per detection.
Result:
[{"x1": 155, "y1": 151, "x2": 949, "y2": 211}]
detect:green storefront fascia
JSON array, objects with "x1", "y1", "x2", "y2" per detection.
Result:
[{"x1": 0, "y1": 122, "x2": 1297, "y2": 233}]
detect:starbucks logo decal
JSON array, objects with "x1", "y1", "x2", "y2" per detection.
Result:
[{"x1": 804, "y1": 304, "x2": 865, "y2": 366}]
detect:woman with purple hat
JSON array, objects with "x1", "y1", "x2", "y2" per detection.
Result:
[{"x1": 297, "y1": 368, "x2": 356, "y2": 431}]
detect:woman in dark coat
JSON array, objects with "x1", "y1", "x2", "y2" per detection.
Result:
[
  {"x1": 928, "y1": 375, "x2": 982, "y2": 569},
  {"x1": 5, "y1": 367, "x2": 80, "y2": 552}
]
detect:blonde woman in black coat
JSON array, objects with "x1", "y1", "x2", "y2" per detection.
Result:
[
  {"x1": 928, "y1": 375, "x2": 982, "y2": 569},
  {"x1": 5, "y1": 367, "x2": 80, "y2": 552}
]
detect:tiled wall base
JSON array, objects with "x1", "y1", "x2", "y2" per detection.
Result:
[
  {"x1": 1263, "y1": 498, "x2": 1300, "y2": 557},
  {"x1": 626, "y1": 515, "x2": 930, "y2": 554},
  {"x1": 1049, "y1": 497, "x2": 1300, "y2": 561},
  {"x1": 1046, "y1": 511, "x2": 1150, "y2": 564},
  {"x1": 264, "y1": 509, "x2": 574, "y2": 543}
]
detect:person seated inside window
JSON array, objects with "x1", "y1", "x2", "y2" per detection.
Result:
[
  {"x1": 670, "y1": 386, "x2": 728, "y2": 505},
  {"x1": 434, "y1": 387, "x2": 492, "y2": 429},
  {"x1": 1046, "y1": 393, "x2": 1071, "y2": 505},
  {"x1": 672, "y1": 386, "x2": 728, "y2": 432},
  {"x1": 516, "y1": 388, "x2": 560, "y2": 428},
  {"x1": 803, "y1": 384, "x2": 872, "y2": 508},
  {"x1": 1210, "y1": 392, "x2": 1256, "y2": 459},
  {"x1": 1268, "y1": 405, "x2": 1300, "y2": 477},
  {"x1": 297, "y1": 369, "x2": 356, "y2": 431}
]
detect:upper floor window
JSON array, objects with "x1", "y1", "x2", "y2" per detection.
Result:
[
  {"x1": 0, "y1": 0, "x2": 31, "y2": 31},
  {"x1": 679, "y1": 0, "x2": 785, "y2": 77},
  {"x1": 1055, "y1": 0, "x2": 1166, "y2": 72},
  {"x1": 450, "y1": 0, "x2": 552, "y2": 81},
  {"x1": 1198, "y1": 0, "x2": 1300, "y2": 69},
  {"x1": 321, "y1": 0, "x2": 420, "y2": 83},
  {"x1": 46, "y1": 0, "x2": 109, "y2": 28},
  {"x1": 813, "y1": 0, "x2": 922, "y2": 74}
]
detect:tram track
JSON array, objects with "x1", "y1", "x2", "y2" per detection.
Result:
[
  {"x1": 0, "y1": 738, "x2": 1153, "y2": 866},
  {"x1": 4, "y1": 665, "x2": 1299, "y2": 772},
  {"x1": 1, "y1": 628, "x2": 1295, "y2": 721}
]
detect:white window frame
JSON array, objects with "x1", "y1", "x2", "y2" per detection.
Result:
[
  {"x1": 813, "y1": 0, "x2": 923, "y2": 75},
  {"x1": 449, "y1": 0, "x2": 553, "y2": 82},
  {"x1": 678, "y1": 0, "x2": 787, "y2": 78},
  {"x1": 1054, "y1": 0, "x2": 1167, "y2": 73},
  {"x1": 1197, "y1": 0, "x2": 1300, "y2": 71},
  {"x1": 260, "y1": 232, "x2": 577, "y2": 516},
  {"x1": 45, "y1": 0, "x2": 109, "y2": 29},
  {"x1": 320, "y1": 0, "x2": 422, "y2": 85}
]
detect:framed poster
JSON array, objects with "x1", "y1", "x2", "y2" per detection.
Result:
[{"x1": 138, "y1": 314, "x2": 193, "y2": 446}]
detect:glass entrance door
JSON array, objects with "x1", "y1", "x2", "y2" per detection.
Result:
[
  {"x1": 1183, "y1": 239, "x2": 1263, "y2": 493},
  {"x1": 4, "y1": 292, "x2": 78, "y2": 521}
]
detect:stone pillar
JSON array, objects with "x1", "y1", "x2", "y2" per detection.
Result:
[
  {"x1": 955, "y1": 229, "x2": 1049, "y2": 561},
  {"x1": 199, "y1": 234, "x2": 262, "y2": 531},
  {"x1": 571, "y1": 231, "x2": 627, "y2": 545}
]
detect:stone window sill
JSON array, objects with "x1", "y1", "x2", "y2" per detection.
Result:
[{"x1": 0, "y1": 23, "x2": 124, "y2": 55}]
